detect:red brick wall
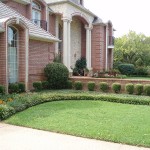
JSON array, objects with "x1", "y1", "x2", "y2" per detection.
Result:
[
  {"x1": 29, "y1": 40, "x2": 55, "y2": 89},
  {"x1": 49, "y1": 14, "x2": 56, "y2": 36},
  {"x1": 91, "y1": 25, "x2": 106, "y2": 72},
  {"x1": 4, "y1": 1, "x2": 28, "y2": 18},
  {"x1": 70, "y1": 77, "x2": 150, "y2": 92},
  {"x1": 81, "y1": 23, "x2": 86, "y2": 58},
  {"x1": 0, "y1": 32, "x2": 7, "y2": 86}
]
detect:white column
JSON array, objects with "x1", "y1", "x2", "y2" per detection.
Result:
[
  {"x1": 55, "y1": 16, "x2": 59, "y2": 54},
  {"x1": 105, "y1": 25, "x2": 108, "y2": 71},
  {"x1": 62, "y1": 18, "x2": 72, "y2": 71},
  {"x1": 85, "y1": 25, "x2": 92, "y2": 70}
]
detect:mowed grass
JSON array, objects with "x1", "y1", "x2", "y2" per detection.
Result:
[{"x1": 5, "y1": 100, "x2": 150, "y2": 147}]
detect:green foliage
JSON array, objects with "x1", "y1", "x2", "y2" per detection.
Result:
[
  {"x1": 112, "y1": 83, "x2": 121, "y2": 93},
  {"x1": 134, "y1": 67, "x2": 148, "y2": 76},
  {"x1": 114, "y1": 31, "x2": 150, "y2": 66},
  {"x1": 0, "y1": 85, "x2": 5, "y2": 95},
  {"x1": 18, "y1": 82, "x2": 25, "y2": 93},
  {"x1": 0, "y1": 105, "x2": 15, "y2": 120},
  {"x1": 44, "y1": 62, "x2": 69, "y2": 89},
  {"x1": 75, "y1": 57, "x2": 87, "y2": 70},
  {"x1": 125, "y1": 83, "x2": 134, "y2": 94},
  {"x1": 74, "y1": 81, "x2": 83, "y2": 90},
  {"x1": 118, "y1": 64, "x2": 135, "y2": 75},
  {"x1": 9, "y1": 83, "x2": 19, "y2": 93},
  {"x1": 144, "y1": 84, "x2": 150, "y2": 96},
  {"x1": 88, "y1": 82, "x2": 95, "y2": 91},
  {"x1": 33, "y1": 81, "x2": 42, "y2": 91},
  {"x1": 42, "y1": 81, "x2": 49, "y2": 89},
  {"x1": 99, "y1": 82, "x2": 109, "y2": 92},
  {"x1": 135, "y1": 84, "x2": 143, "y2": 95},
  {"x1": 67, "y1": 80, "x2": 73, "y2": 89}
]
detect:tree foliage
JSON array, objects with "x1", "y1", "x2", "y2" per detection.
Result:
[{"x1": 114, "y1": 31, "x2": 150, "y2": 67}]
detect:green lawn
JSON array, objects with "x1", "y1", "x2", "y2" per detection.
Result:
[{"x1": 5, "y1": 100, "x2": 150, "y2": 147}]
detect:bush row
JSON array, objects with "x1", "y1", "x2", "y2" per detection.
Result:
[
  {"x1": 73, "y1": 81, "x2": 150, "y2": 96},
  {"x1": 1, "y1": 91, "x2": 150, "y2": 120}
]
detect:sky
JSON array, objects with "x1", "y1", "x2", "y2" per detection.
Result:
[{"x1": 85, "y1": 0, "x2": 150, "y2": 37}]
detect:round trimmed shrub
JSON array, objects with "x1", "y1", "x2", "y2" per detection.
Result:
[
  {"x1": 112, "y1": 83, "x2": 121, "y2": 93},
  {"x1": 88, "y1": 81, "x2": 95, "y2": 91},
  {"x1": 44, "y1": 62, "x2": 69, "y2": 89},
  {"x1": 0, "y1": 85, "x2": 5, "y2": 95},
  {"x1": 125, "y1": 83, "x2": 134, "y2": 94},
  {"x1": 9, "y1": 83, "x2": 19, "y2": 93},
  {"x1": 18, "y1": 82, "x2": 25, "y2": 93},
  {"x1": 99, "y1": 82, "x2": 109, "y2": 92},
  {"x1": 118, "y1": 64, "x2": 135, "y2": 75},
  {"x1": 135, "y1": 84, "x2": 143, "y2": 95},
  {"x1": 33, "y1": 81, "x2": 42, "y2": 91},
  {"x1": 74, "y1": 81, "x2": 83, "y2": 90},
  {"x1": 42, "y1": 81, "x2": 49, "y2": 89},
  {"x1": 144, "y1": 84, "x2": 150, "y2": 96}
]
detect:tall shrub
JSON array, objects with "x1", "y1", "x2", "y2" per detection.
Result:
[
  {"x1": 99, "y1": 82, "x2": 109, "y2": 92},
  {"x1": 118, "y1": 64, "x2": 135, "y2": 75},
  {"x1": 125, "y1": 83, "x2": 134, "y2": 94},
  {"x1": 135, "y1": 84, "x2": 143, "y2": 95},
  {"x1": 112, "y1": 83, "x2": 121, "y2": 93},
  {"x1": 144, "y1": 84, "x2": 150, "y2": 96},
  {"x1": 44, "y1": 62, "x2": 69, "y2": 89},
  {"x1": 88, "y1": 81, "x2": 95, "y2": 91}
]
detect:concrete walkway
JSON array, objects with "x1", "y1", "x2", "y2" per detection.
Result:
[{"x1": 0, "y1": 123, "x2": 150, "y2": 150}]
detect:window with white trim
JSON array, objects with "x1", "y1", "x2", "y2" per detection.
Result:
[
  {"x1": 8, "y1": 26, "x2": 18, "y2": 83},
  {"x1": 32, "y1": 1, "x2": 41, "y2": 26}
]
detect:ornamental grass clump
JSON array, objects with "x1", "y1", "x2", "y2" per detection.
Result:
[
  {"x1": 135, "y1": 84, "x2": 143, "y2": 95},
  {"x1": 88, "y1": 81, "x2": 95, "y2": 91},
  {"x1": 144, "y1": 84, "x2": 150, "y2": 96},
  {"x1": 74, "y1": 81, "x2": 83, "y2": 90},
  {"x1": 125, "y1": 83, "x2": 134, "y2": 94},
  {"x1": 112, "y1": 83, "x2": 121, "y2": 93},
  {"x1": 99, "y1": 82, "x2": 109, "y2": 92}
]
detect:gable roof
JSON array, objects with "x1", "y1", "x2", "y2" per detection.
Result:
[{"x1": 0, "y1": 2, "x2": 60, "y2": 42}]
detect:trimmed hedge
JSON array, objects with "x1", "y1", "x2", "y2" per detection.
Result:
[
  {"x1": 9, "y1": 83, "x2": 19, "y2": 93},
  {"x1": 74, "y1": 81, "x2": 83, "y2": 90},
  {"x1": 135, "y1": 84, "x2": 143, "y2": 95},
  {"x1": 144, "y1": 84, "x2": 150, "y2": 96},
  {"x1": 67, "y1": 80, "x2": 73, "y2": 89},
  {"x1": 33, "y1": 81, "x2": 42, "y2": 91},
  {"x1": 125, "y1": 83, "x2": 134, "y2": 94},
  {"x1": 112, "y1": 83, "x2": 121, "y2": 93},
  {"x1": 2, "y1": 91, "x2": 150, "y2": 120},
  {"x1": 99, "y1": 82, "x2": 109, "y2": 92},
  {"x1": 88, "y1": 82, "x2": 95, "y2": 91},
  {"x1": 118, "y1": 64, "x2": 135, "y2": 75}
]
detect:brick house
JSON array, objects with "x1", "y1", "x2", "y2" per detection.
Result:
[{"x1": 0, "y1": 0, "x2": 114, "y2": 92}]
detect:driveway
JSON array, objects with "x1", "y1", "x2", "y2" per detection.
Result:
[{"x1": 0, "y1": 123, "x2": 150, "y2": 150}]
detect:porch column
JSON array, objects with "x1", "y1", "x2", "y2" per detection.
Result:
[
  {"x1": 55, "y1": 16, "x2": 59, "y2": 54},
  {"x1": 62, "y1": 18, "x2": 72, "y2": 72},
  {"x1": 85, "y1": 25, "x2": 92, "y2": 70},
  {"x1": 105, "y1": 25, "x2": 108, "y2": 71}
]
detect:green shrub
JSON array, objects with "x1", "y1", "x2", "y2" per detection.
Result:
[
  {"x1": 74, "y1": 81, "x2": 83, "y2": 90},
  {"x1": 0, "y1": 105, "x2": 15, "y2": 120},
  {"x1": 67, "y1": 80, "x2": 73, "y2": 89},
  {"x1": 88, "y1": 82, "x2": 95, "y2": 91},
  {"x1": 112, "y1": 83, "x2": 121, "y2": 93},
  {"x1": 125, "y1": 83, "x2": 134, "y2": 94},
  {"x1": 144, "y1": 84, "x2": 150, "y2": 96},
  {"x1": 99, "y1": 82, "x2": 109, "y2": 92},
  {"x1": 134, "y1": 67, "x2": 148, "y2": 76},
  {"x1": 44, "y1": 62, "x2": 69, "y2": 89},
  {"x1": 42, "y1": 81, "x2": 49, "y2": 89},
  {"x1": 9, "y1": 83, "x2": 19, "y2": 93},
  {"x1": 135, "y1": 84, "x2": 143, "y2": 95},
  {"x1": 33, "y1": 81, "x2": 42, "y2": 91},
  {"x1": 18, "y1": 82, "x2": 25, "y2": 93},
  {"x1": 0, "y1": 85, "x2": 5, "y2": 95},
  {"x1": 118, "y1": 64, "x2": 135, "y2": 75}
]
